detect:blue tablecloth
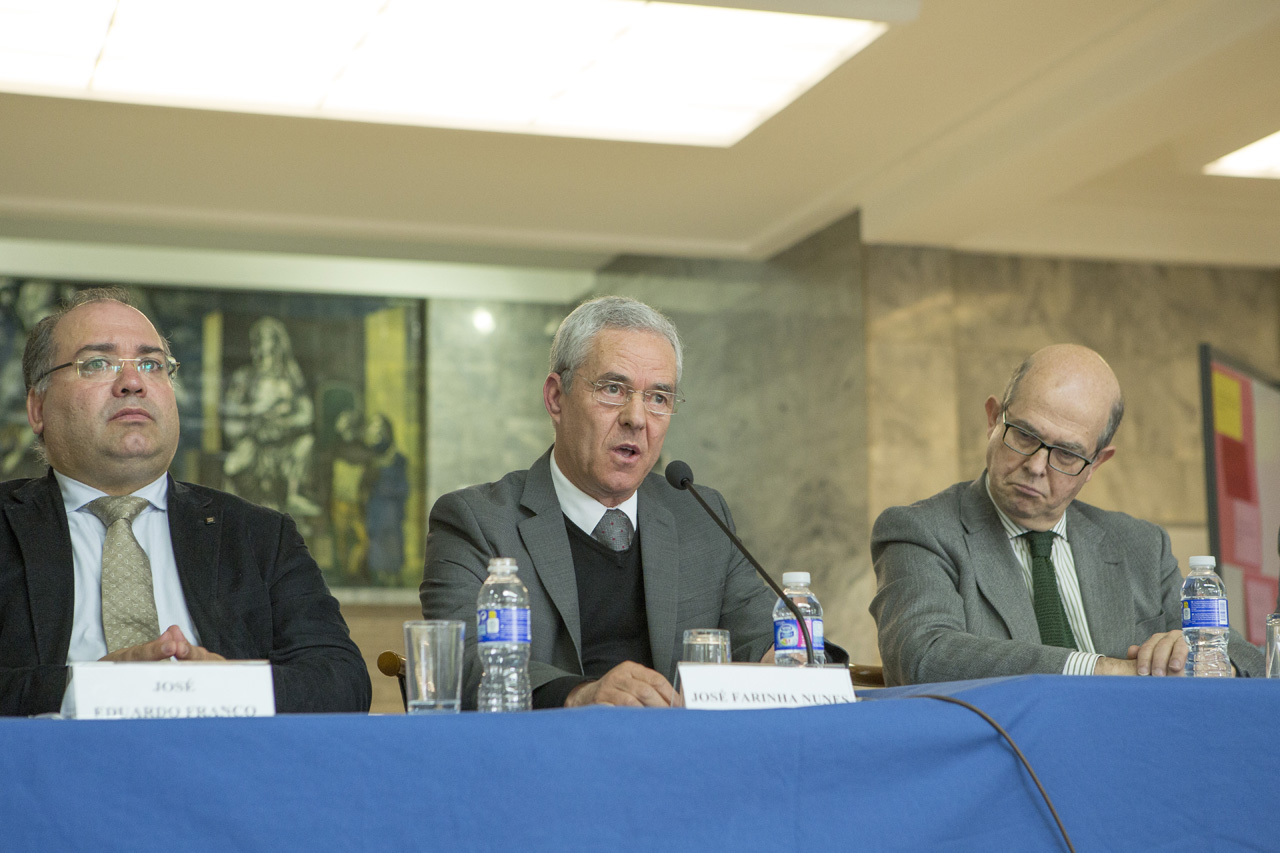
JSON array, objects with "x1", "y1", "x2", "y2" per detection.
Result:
[{"x1": 1, "y1": 675, "x2": 1272, "y2": 851}]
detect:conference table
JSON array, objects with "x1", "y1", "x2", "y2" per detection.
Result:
[{"x1": 1, "y1": 674, "x2": 1271, "y2": 851}]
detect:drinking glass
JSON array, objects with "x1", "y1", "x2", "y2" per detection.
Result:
[
  {"x1": 1266, "y1": 613, "x2": 1280, "y2": 678},
  {"x1": 403, "y1": 620, "x2": 465, "y2": 714},
  {"x1": 682, "y1": 629, "x2": 730, "y2": 665}
]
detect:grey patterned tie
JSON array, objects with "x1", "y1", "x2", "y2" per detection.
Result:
[
  {"x1": 592, "y1": 509, "x2": 634, "y2": 551},
  {"x1": 87, "y1": 496, "x2": 159, "y2": 653}
]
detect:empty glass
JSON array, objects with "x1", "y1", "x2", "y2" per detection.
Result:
[
  {"x1": 403, "y1": 620, "x2": 465, "y2": 714},
  {"x1": 1266, "y1": 614, "x2": 1280, "y2": 678},
  {"x1": 682, "y1": 629, "x2": 730, "y2": 665}
]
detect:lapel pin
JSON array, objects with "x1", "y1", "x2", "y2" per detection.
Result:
[{"x1": 205, "y1": 517, "x2": 216, "y2": 525}]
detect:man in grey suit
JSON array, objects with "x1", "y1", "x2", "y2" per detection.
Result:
[
  {"x1": 871, "y1": 344, "x2": 1264, "y2": 686},
  {"x1": 421, "y1": 296, "x2": 775, "y2": 708}
]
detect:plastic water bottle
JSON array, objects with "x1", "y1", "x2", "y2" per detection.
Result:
[
  {"x1": 772, "y1": 572, "x2": 825, "y2": 667},
  {"x1": 1181, "y1": 555, "x2": 1231, "y2": 677},
  {"x1": 476, "y1": 557, "x2": 532, "y2": 711}
]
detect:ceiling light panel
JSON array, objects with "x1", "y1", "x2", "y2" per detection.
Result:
[
  {"x1": 1204, "y1": 130, "x2": 1280, "y2": 180},
  {"x1": 0, "y1": 0, "x2": 891, "y2": 146}
]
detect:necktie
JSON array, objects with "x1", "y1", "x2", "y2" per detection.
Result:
[
  {"x1": 592, "y1": 509, "x2": 634, "y2": 551},
  {"x1": 1024, "y1": 530, "x2": 1076, "y2": 650},
  {"x1": 87, "y1": 496, "x2": 160, "y2": 653}
]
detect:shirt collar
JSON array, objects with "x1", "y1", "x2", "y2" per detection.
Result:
[
  {"x1": 54, "y1": 470, "x2": 170, "y2": 515},
  {"x1": 549, "y1": 450, "x2": 639, "y2": 537},
  {"x1": 983, "y1": 472, "x2": 1068, "y2": 541}
]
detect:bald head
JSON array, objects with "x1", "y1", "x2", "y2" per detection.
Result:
[{"x1": 1000, "y1": 344, "x2": 1124, "y2": 455}]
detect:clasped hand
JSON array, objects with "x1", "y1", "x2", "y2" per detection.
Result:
[{"x1": 100, "y1": 624, "x2": 226, "y2": 663}]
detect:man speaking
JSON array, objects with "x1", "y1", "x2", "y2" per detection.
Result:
[{"x1": 421, "y1": 296, "x2": 775, "y2": 708}]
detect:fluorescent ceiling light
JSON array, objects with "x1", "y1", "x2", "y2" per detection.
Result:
[
  {"x1": 0, "y1": 0, "x2": 899, "y2": 147},
  {"x1": 1203, "y1": 129, "x2": 1280, "y2": 180}
]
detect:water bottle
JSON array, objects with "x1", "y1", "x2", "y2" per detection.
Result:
[
  {"x1": 772, "y1": 572, "x2": 825, "y2": 667},
  {"x1": 476, "y1": 557, "x2": 532, "y2": 711},
  {"x1": 1181, "y1": 555, "x2": 1231, "y2": 677}
]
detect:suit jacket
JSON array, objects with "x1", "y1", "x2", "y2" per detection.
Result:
[
  {"x1": 0, "y1": 472, "x2": 371, "y2": 716},
  {"x1": 421, "y1": 449, "x2": 776, "y2": 708},
  {"x1": 870, "y1": 475, "x2": 1265, "y2": 686}
]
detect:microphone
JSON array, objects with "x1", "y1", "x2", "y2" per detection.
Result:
[{"x1": 665, "y1": 460, "x2": 815, "y2": 665}]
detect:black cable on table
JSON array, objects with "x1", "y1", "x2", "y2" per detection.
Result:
[{"x1": 916, "y1": 693, "x2": 1077, "y2": 853}]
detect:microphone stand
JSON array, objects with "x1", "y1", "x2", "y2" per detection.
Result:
[{"x1": 666, "y1": 462, "x2": 815, "y2": 666}]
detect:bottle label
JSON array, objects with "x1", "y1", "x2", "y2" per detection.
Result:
[
  {"x1": 1182, "y1": 598, "x2": 1229, "y2": 629},
  {"x1": 477, "y1": 607, "x2": 531, "y2": 643},
  {"x1": 773, "y1": 617, "x2": 824, "y2": 651}
]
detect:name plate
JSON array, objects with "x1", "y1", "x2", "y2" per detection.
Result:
[
  {"x1": 678, "y1": 663, "x2": 857, "y2": 710},
  {"x1": 68, "y1": 661, "x2": 275, "y2": 719}
]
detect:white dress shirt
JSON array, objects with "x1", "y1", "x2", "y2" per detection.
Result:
[
  {"x1": 985, "y1": 479, "x2": 1103, "y2": 676},
  {"x1": 58, "y1": 471, "x2": 200, "y2": 663},
  {"x1": 548, "y1": 450, "x2": 639, "y2": 539}
]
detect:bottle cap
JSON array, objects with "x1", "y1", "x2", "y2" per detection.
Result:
[
  {"x1": 487, "y1": 557, "x2": 518, "y2": 573},
  {"x1": 1187, "y1": 555, "x2": 1216, "y2": 569},
  {"x1": 781, "y1": 571, "x2": 810, "y2": 586}
]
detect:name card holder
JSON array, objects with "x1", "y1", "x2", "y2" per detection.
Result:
[
  {"x1": 677, "y1": 662, "x2": 857, "y2": 710},
  {"x1": 68, "y1": 660, "x2": 275, "y2": 719}
]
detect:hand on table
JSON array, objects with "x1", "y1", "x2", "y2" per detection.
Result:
[
  {"x1": 1093, "y1": 630, "x2": 1195, "y2": 676},
  {"x1": 565, "y1": 661, "x2": 676, "y2": 708},
  {"x1": 100, "y1": 624, "x2": 226, "y2": 662}
]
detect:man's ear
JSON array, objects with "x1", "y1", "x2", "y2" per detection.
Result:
[
  {"x1": 1081, "y1": 445, "x2": 1116, "y2": 483},
  {"x1": 543, "y1": 373, "x2": 565, "y2": 424},
  {"x1": 26, "y1": 388, "x2": 44, "y2": 438},
  {"x1": 984, "y1": 395, "x2": 1002, "y2": 434}
]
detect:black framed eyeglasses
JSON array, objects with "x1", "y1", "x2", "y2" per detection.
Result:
[
  {"x1": 589, "y1": 379, "x2": 684, "y2": 416},
  {"x1": 36, "y1": 355, "x2": 180, "y2": 385},
  {"x1": 1000, "y1": 413, "x2": 1093, "y2": 476}
]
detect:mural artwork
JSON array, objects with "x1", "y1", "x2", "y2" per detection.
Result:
[{"x1": 0, "y1": 277, "x2": 426, "y2": 590}]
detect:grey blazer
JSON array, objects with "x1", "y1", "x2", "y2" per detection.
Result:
[
  {"x1": 870, "y1": 475, "x2": 1264, "y2": 686},
  {"x1": 420, "y1": 449, "x2": 775, "y2": 708}
]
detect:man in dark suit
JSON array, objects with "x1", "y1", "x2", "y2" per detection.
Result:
[
  {"x1": 871, "y1": 344, "x2": 1264, "y2": 685},
  {"x1": 421, "y1": 296, "x2": 775, "y2": 708},
  {"x1": 0, "y1": 287, "x2": 370, "y2": 716}
]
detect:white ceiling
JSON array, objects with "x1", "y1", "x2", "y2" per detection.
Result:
[{"x1": 2, "y1": 0, "x2": 1279, "y2": 271}]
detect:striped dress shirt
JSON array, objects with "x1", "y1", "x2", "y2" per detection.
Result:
[{"x1": 986, "y1": 481, "x2": 1103, "y2": 676}]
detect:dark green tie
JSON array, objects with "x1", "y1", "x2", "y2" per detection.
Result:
[{"x1": 1024, "y1": 530, "x2": 1076, "y2": 650}]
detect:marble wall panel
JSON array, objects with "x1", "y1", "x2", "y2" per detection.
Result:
[
  {"x1": 866, "y1": 244, "x2": 1280, "y2": 560},
  {"x1": 427, "y1": 299, "x2": 572, "y2": 506},
  {"x1": 865, "y1": 245, "x2": 962, "y2": 513}
]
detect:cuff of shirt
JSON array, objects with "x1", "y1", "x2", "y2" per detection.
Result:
[{"x1": 1063, "y1": 651, "x2": 1102, "y2": 676}]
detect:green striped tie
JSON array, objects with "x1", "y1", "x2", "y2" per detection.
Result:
[{"x1": 1024, "y1": 530, "x2": 1077, "y2": 650}]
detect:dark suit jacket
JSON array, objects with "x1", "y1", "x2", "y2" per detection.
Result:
[
  {"x1": 870, "y1": 475, "x2": 1265, "y2": 685},
  {"x1": 420, "y1": 449, "x2": 775, "y2": 708},
  {"x1": 0, "y1": 472, "x2": 371, "y2": 716}
]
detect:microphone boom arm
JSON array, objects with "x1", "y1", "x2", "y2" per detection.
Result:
[{"x1": 671, "y1": 468, "x2": 816, "y2": 665}]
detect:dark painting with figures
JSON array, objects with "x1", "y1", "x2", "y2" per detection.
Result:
[{"x1": 0, "y1": 277, "x2": 426, "y2": 590}]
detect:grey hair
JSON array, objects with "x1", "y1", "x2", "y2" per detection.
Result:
[
  {"x1": 549, "y1": 296, "x2": 683, "y2": 391},
  {"x1": 999, "y1": 354, "x2": 1125, "y2": 456},
  {"x1": 22, "y1": 286, "x2": 169, "y2": 395}
]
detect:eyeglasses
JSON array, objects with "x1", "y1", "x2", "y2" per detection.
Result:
[
  {"x1": 37, "y1": 355, "x2": 180, "y2": 384},
  {"x1": 589, "y1": 379, "x2": 684, "y2": 416},
  {"x1": 1000, "y1": 413, "x2": 1093, "y2": 476}
]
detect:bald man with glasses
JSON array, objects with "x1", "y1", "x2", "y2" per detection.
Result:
[
  {"x1": 870, "y1": 344, "x2": 1264, "y2": 686},
  {"x1": 0, "y1": 287, "x2": 370, "y2": 716}
]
